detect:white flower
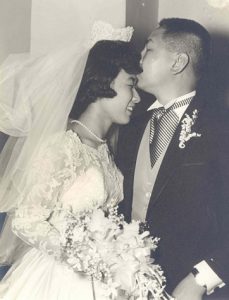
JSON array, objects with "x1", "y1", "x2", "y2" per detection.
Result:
[
  {"x1": 179, "y1": 109, "x2": 201, "y2": 149},
  {"x1": 60, "y1": 207, "x2": 170, "y2": 299},
  {"x1": 72, "y1": 227, "x2": 85, "y2": 243}
]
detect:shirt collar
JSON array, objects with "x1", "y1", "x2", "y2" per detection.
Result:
[{"x1": 147, "y1": 90, "x2": 196, "y2": 111}]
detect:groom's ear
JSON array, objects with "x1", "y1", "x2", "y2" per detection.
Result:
[{"x1": 171, "y1": 53, "x2": 189, "y2": 74}]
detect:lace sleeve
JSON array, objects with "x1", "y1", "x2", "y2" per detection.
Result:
[{"x1": 11, "y1": 135, "x2": 70, "y2": 260}]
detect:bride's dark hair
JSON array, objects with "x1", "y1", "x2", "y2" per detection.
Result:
[{"x1": 69, "y1": 40, "x2": 142, "y2": 119}]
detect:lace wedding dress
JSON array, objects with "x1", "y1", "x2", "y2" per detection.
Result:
[{"x1": 0, "y1": 130, "x2": 123, "y2": 300}]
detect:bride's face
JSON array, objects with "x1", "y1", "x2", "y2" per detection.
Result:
[{"x1": 99, "y1": 69, "x2": 140, "y2": 125}]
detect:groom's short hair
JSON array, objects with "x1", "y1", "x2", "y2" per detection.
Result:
[{"x1": 158, "y1": 18, "x2": 211, "y2": 79}]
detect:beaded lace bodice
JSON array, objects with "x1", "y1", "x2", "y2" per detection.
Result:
[{"x1": 12, "y1": 130, "x2": 123, "y2": 259}]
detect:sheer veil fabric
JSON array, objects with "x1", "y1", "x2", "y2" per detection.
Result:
[{"x1": 0, "y1": 43, "x2": 89, "y2": 264}]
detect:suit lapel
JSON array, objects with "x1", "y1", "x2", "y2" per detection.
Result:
[{"x1": 149, "y1": 94, "x2": 205, "y2": 207}]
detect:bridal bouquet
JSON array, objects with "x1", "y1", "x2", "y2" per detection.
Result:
[{"x1": 60, "y1": 205, "x2": 172, "y2": 300}]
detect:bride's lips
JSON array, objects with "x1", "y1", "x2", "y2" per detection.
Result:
[{"x1": 127, "y1": 105, "x2": 135, "y2": 114}]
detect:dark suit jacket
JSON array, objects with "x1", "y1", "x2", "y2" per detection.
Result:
[{"x1": 116, "y1": 93, "x2": 229, "y2": 295}]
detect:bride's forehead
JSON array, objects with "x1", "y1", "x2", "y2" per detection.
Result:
[{"x1": 113, "y1": 70, "x2": 136, "y2": 84}]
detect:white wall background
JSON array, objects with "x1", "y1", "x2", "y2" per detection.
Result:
[
  {"x1": 0, "y1": 0, "x2": 126, "y2": 60},
  {"x1": 31, "y1": 0, "x2": 126, "y2": 54},
  {"x1": 0, "y1": 0, "x2": 31, "y2": 64}
]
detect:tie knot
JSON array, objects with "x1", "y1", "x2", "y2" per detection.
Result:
[
  {"x1": 155, "y1": 108, "x2": 166, "y2": 120},
  {"x1": 151, "y1": 107, "x2": 166, "y2": 122},
  {"x1": 151, "y1": 96, "x2": 194, "y2": 121}
]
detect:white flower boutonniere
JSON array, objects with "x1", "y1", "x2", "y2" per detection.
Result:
[{"x1": 179, "y1": 109, "x2": 201, "y2": 149}]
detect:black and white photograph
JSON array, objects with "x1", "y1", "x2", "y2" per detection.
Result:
[{"x1": 0, "y1": 0, "x2": 229, "y2": 299}]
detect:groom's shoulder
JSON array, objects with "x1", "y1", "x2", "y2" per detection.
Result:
[
  {"x1": 200, "y1": 100, "x2": 229, "y2": 132},
  {"x1": 200, "y1": 102, "x2": 229, "y2": 156},
  {"x1": 194, "y1": 91, "x2": 228, "y2": 128}
]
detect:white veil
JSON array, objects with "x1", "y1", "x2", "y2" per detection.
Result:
[
  {"x1": 0, "y1": 43, "x2": 88, "y2": 264},
  {"x1": 0, "y1": 21, "x2": 134, "y2": 264},
  {"x1": 0, "y1": 44, "x2": 88, "y2": 212}
]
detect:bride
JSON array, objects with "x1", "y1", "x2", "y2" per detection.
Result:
[{"x1": 0, "y1": 23, "x2": 142, "y2": 299}]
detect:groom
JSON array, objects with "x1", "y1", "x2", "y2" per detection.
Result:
[{"x1": 117, "y1": 18, "x2": 229, "y2": 299}]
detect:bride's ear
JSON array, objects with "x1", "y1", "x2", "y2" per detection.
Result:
[{"x1": 171, "y1": 53, "x2": 189, "y2": 74}]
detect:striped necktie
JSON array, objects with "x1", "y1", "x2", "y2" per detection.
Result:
[{"x1": 149, "y1": 97, "x2": 193, "y2": 168}]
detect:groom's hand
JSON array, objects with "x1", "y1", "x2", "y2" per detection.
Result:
[{"x1": 172, "y1": 273, "x2": 206, "y2": 300}]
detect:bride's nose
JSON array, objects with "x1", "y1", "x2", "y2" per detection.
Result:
[{"x1": 132, "y1": 90, "x2": 141, "y2": 103}]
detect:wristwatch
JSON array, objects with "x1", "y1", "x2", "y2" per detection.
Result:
[{"x1": 191, "y1": 268, "x2": 207, "y2": 291}]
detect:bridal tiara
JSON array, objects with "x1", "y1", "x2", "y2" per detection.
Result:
[{"x1": 88, "y1": 20, "x2": 134, "y2": 48}]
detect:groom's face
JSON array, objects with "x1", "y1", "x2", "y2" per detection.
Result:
[{"x1": 137, "y1": 28, "x2": 176, "y2": 94}]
